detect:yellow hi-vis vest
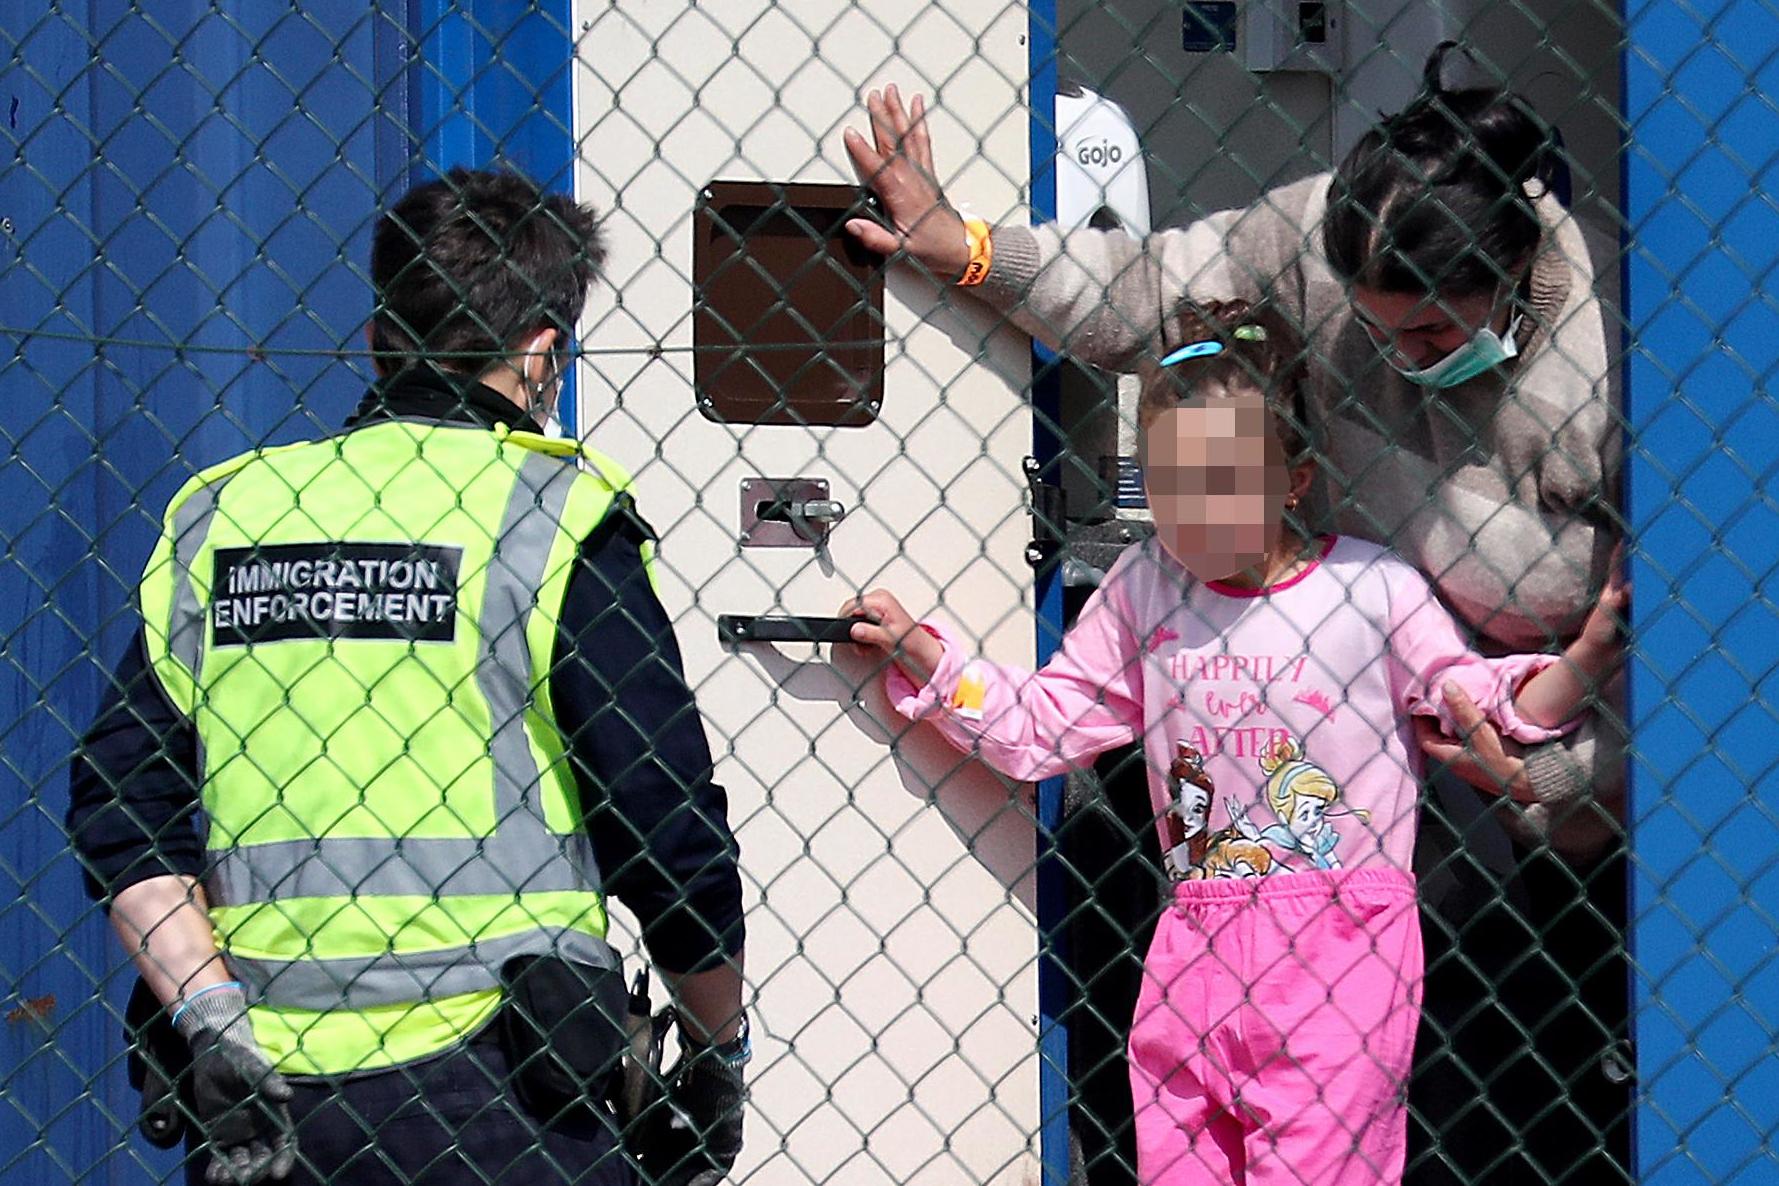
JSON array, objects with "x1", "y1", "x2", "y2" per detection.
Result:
[{"x1": 138, "y1": 420, "x2": 642, "y2": 1076}]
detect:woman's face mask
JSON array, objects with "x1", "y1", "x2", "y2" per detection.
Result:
[
  {"x1": 1142, "y1": 398, "x2": 1289, "y2": 581},
  {"x1": 1385, "y1": 316, "x2": 1523, "y2": 388},
  {"x1": 1353, "y1": 286, "x2": 1522, "y2": 388}
]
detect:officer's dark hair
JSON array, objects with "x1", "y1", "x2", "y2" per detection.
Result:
[
  {"x1": 1324, "y1": 43, "x2": 1563, "y2": 298},
  {"x1": 370, "y1": 168, "x2": 605, "y2": 374}
]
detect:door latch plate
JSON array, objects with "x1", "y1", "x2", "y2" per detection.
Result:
[{"x1": 739, "y1": 477, "x2": 837, "y2": 548}]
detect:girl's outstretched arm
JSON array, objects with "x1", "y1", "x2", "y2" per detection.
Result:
[
  {"x1": 843, "y1": 583, "x2": 1145, "y2": 783},
  {"x1": 1384, "y1": 554, "x2": 1584, "y2": 744}
]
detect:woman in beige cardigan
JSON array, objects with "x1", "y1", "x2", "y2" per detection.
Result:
[{"x1": 846, "y1": 47, "x2": 1627, "y2": 1184}]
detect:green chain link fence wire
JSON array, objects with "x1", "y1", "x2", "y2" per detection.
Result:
[{"x1": 0, "y1": 0, "x2": 1702, "y2": 1184}]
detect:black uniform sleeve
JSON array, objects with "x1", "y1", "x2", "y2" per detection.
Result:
[
  {"x1": 551, "y1": 496, "x2": 744, "y2": 974},
  {"x1": 66, "y1": 629, "x2": 206, "y2": 901}
]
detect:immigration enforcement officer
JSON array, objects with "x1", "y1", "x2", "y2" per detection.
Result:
[{"x1": 68, "y1": 168, "x2": 747, "y2": 1186}]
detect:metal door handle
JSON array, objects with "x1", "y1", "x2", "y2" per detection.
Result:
[{"x1": 718, "y1": 615, "x2": 865, "y2": 645}]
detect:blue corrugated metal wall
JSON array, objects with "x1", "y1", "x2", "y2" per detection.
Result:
[
  {"x1": 0, "y1": 3, "x2": 568, "y2": 1181},
  {"x1": 1624, "y1": 1, "x2": 1779, "y2": 1182},
  {"x1": 1, "y1": 4, "x2": 400, "y2": 1180}
]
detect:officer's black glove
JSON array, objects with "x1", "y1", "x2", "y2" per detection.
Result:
[
  {"x1": 642, "y1": 1019, "x2": 748, "y2": 1186},
  {"x1": 173, "y1": 983, "x2": 296, "y2": 1184}
]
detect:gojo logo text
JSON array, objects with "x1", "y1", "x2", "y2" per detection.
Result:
[{"x1": 1072, "y1": 138, "x2": 1125, "y2": 169}]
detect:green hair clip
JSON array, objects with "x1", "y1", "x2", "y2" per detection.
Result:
[{"x1": 1233, "y1": 324, "x2": 1267, "y2": 342}]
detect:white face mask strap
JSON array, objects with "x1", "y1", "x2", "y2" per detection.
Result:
[
  {"x1": 529, "y1": 330, "x2": 559, "y2": 386},
  {"x1": 523, "y1": 329, "x2": 564, "y2": 428}
]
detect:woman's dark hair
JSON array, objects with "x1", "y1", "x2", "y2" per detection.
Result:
[
  {"x1": 1137, "y1": 299, "x2": 1312, "y2": 461},
  {"x1": 370, "y1": 167, "x2": 606, "y2": 374},
  {"x1": 1324, "y1": 43, "x2": 1563, "y2": 297}
]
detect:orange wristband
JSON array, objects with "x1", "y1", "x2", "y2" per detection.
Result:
[{"x1": 958, "y1": 217, "x2": 993, "y2": 286}]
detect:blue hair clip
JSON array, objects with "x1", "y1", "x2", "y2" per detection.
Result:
[{"x1": 1158, "y1": 340, "x2": 1224, "y2": 367}]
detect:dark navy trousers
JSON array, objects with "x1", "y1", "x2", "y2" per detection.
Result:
[{"x1": 184, "y1": 1032, "x2": 635, "y2": 1186}]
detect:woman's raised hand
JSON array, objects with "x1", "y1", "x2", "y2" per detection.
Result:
[{"x1": 843, "y1": 85, "x2": 971, "y2": 281}]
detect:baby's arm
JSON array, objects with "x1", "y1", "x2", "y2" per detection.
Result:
[
  {"x1": 843, "y1": 584, "x2": 1144, "y2": 783},
  {"x1": 1510, "y1": 560, "x2": 1628, "y2": 728}
]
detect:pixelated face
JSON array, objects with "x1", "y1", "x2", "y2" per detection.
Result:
[
  {"x1": 1351, "y1": 286, "x2": 1506, "y2": 370},
  {"x1": 1217, "y1": 859, "x2": 1260, "y2": 880},
  {"x1": 1143, "y1": 395, "x2": 1289, "y2": 581},
  {"x1": 1289, "y1": 795, "x2": 1327, "y2": 837},
  {"x1": 1176, "y1": 784, "x2": 1212, "y2": 837}
]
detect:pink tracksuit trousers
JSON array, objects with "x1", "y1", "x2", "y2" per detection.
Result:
[{"x1": 1129, "y1": 868, "x2": 1423, "y2": 1186}]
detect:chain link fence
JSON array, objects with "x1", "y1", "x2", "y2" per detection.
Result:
[{"x1": 2, "y1": 1, "x2": 1773, "y2": 1184}]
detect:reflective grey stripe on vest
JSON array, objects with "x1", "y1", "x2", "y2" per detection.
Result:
[
  {"x1": 228, "y1": 926, "x2": 620, "y2": 1013},
  {"x1": 199, "y1": 449, "x2": 608, "y2": 1010},
  {"x1": 169, "y1": 482, "x2": 225, "y2": 686}
]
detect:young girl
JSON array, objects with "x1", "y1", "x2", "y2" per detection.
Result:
[{"x1": 842, "y1": 301, "x2": 1624, "y2": 1186}]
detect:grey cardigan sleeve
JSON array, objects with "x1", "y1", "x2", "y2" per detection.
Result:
[
  {"x1": 967, "y1": 175, "x2": 1326, "y2": 369},
  {"x1": 1509, "y1": 670, "x2": 1627, "y2": 861}
]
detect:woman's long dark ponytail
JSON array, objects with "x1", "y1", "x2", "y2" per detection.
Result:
[{"x1": 1325, "y1": 43, "x2": 1565, "y2": 297}]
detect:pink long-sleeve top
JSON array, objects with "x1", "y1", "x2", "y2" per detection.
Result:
[{"x1": 888, "y1": 536, "x2": 1576, "y2": 879}]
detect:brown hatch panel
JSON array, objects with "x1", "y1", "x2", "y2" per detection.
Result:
[{"x1": 693, "y1": 180, "x2": 886, "y2": 427}]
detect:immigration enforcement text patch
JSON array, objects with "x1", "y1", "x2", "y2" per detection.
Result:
[{"x1": 210, "y1": 543, "x2": 461, "y2": 646}]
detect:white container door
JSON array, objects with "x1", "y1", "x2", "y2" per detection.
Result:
[{"x1": 573, "y1": 5, "x2": 1043, "y2": 1184}]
